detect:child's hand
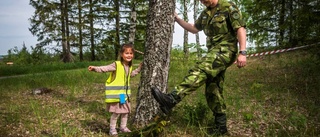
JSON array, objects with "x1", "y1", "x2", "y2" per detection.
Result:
[{"x1": 88, "y1": 66, "x2": 95, "y2": 71}]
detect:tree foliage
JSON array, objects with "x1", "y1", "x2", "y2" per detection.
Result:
[
  {"x1": 243, "y1": 0, "x2": 320, "y2": 51},
  {"x1": 28, "y1": 0, "x2": 148, "y2": 62},
  {"x1": 3, "y1": 0, "x2": 310, "y2": 64}
]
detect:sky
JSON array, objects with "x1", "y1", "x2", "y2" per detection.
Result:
[
  {"x1": 0, "y1": 0, "x2": 38, "y2": 55},
  {"x1": 0, "y1": 1, "x2": 205, "y2": 55}
]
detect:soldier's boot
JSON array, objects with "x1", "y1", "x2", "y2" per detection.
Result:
[
  {"x1": 214, "y1": 113, "x2": 228, "y2": 135},
  {"x1": 151, "y1": 87, "x2": 181, "y2": 114}
]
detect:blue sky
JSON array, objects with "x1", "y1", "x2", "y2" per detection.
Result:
[
  {"x1": 0, "y1": 0, "x2": 38, "y2": 55},
  {"x1": 0, "y1": 1, "x2": 205, "y2": 55}
]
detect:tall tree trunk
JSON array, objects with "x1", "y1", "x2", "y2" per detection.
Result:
[
  {"x1": 60, "y1": 0, "x2": 73, "y2": 63},
  {"x1": 183, "y1": 0, "x2": 189, "y2": 59},
  {"x1": 89, "y1": 0, "x2": 95, "y2": 61},
  {"x1": 115, "y1": 0, "x2": 120, "y2": 60},
  {"x1": 65, "y1": 0, "x2": 74, "y2": 62},
  {"x1": 65, "y1": 0, "x2": 70, "y2": 53},
  {"x1": 78, "y1": 0, "x2": 83, "y2": 61},
  {"x1": 278, "y1": 0, "x2": 286, "y2": 47},
  {"x1": 194, "y1": 0, "x2": 201, "y2": 59},
  {"x1": 288, "y1": 0, "x2": 293, "y2": 45},
  {"x1": 133, "y1": 0, "x2": 175, "y2": 127},
  {"x1": 61, "y1": 0, "x2": 68, "y2": 62},
  {"x1": 129, "y1": 5, "x2": 137, "y2": 44}
]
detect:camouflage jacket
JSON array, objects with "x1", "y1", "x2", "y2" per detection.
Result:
[{"x1": 194, "y1": 0, "x2": 246, "y2": 52}]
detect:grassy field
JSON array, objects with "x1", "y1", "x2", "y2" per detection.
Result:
[{"x1": 0, "y1": 47, "x2": 319, "y2": 137}]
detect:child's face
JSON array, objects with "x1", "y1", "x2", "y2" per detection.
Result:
[{"x1": 121, "y1": 48, "x2": 134, "y2": 64}]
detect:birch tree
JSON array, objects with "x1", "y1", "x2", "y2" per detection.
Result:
[{"x1": 133, "y1": 0, "x2": 176, "y2": 126}]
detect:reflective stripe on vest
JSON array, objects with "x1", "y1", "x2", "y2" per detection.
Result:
[
  {"x1": 105, "y1": 86, "x2": 131, "y2": 90},
  {"x1": 105, "y1": 61, "x2": 132, "y2": 103},
  {"x1": 105, "y1": 94, "x2": 131, "y2": 99}
]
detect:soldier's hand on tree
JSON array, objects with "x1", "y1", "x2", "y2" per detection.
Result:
[{"x1": 174, "y1": 12, "x2": 179, "y2": 21}]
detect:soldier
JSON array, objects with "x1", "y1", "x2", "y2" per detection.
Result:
[{"x1": 151, "y1": 0, "x2": 247, "y2": 135}]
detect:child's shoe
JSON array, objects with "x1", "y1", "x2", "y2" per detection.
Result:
[
  {"x1": 109, "y1": 128, "x2": 118, "y2": 136},
  {"x1": 119, "y1": 127, "x2": 131, "y2": 133}
]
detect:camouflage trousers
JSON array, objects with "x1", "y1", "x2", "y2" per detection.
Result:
[{"x1": 175, "y1": 46, "x2": 237, "y2": 115}]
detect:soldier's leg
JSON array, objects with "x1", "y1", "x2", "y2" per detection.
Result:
[
  {"x1": 151, "y1": 64, "x2": 209, "y2": 114},
  {"x1": 205, "y1": 71, "x2": 227, "y2": 115},
  {"x1": 151, "y1": 49, "x2": 226, "y2": 114},
  {"x1": 175, "y1": 48, "x2": 230, "y2": 98},
  {"x1": 204, "y1": 47, "x2": 236, "y2": 135},
  {"x1": 204, "y1": 46, "x2": 236, "y2": 118},
  {"x1": 206, "y1": 70, "x2": 228, "y2": 135}
]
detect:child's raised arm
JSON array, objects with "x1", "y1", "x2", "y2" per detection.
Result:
[{"x1": 88, "y1": 66, "x2": 95, "y2": 71}]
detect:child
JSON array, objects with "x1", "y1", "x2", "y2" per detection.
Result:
[{"x1": 88, "y1": 43, "x2": 142, "y2": 136}]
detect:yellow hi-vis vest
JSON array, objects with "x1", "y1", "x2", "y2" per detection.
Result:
[{"x1": 105, "y1": 61, "x2": 132, "y2": 103}]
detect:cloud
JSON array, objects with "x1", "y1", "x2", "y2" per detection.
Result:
[{"x1": 0, "y1": 0, "x2": 37, "y2": 55}]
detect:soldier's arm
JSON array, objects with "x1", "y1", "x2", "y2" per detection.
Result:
[
  {"x1": 174, "y1": 12, "x2": 200, "y2": 34},
  {"x1": 237, "y1": 27, "x2": 246, "y2": 52},
  {"x1": 236, "y1": 27, "x2": 247, "y2": 68}
]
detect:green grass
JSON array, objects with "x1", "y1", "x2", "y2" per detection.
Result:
[
  {"x1": 0, "y1": 61, "x2": 111, "y2": 77},
  {"x1": 0, "y1": 48, "x2": 319, "y2": 137}
]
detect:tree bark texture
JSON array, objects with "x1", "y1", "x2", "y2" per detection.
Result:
[
  {"x1": 115, "y1": 0, "x2": 120, "y2": 60},
  {"x1": 129, "y1": 6, "x2": 137, "y2": 44},
  {"x1": 60, "y1": 0, "x2": 73, "y2": 63},
  {"x1": 77, "y1": 0, "x2": 83, "y2": 61},
  {"x1": 183, "y1": 0, "x2": 189, "y2": 59},
  {"x1": 60, "y1": 0, "x2": 66, "y2": 62},
  {"x1": 194, "y1": 0, "x2": 201, "y2": 59},
  {"x1": 133, "y1": 0, "x2": 175, "y2": 127},
  {"x1": 89, "y1": 0, "x2": 95, "y2": 61}
]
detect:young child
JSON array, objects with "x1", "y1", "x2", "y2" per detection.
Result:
[{"x1": 88, "y1": 43, "x2": 142, "y2": 136}]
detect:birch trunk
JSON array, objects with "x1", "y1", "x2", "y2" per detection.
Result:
[{"x1": 133, "y1": 0, "x2": 175, "y2": 127}]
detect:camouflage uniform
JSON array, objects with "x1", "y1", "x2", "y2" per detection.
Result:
[{"x1": 174, "y1": 0, "x2": 246, "y2": 125}]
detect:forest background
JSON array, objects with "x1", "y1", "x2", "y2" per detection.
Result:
[
  {"x1": 0, "y1": 0, "x2": 320, "y2": 136},
  {"x1": 1, "y1": 0, "x2": 319, "y2": 64}
]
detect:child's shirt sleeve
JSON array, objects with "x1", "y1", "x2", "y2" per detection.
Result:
[
  {"x1": 94, "y1": 62, "x2": 116, "y2": 73},
  {"x1": 130, "y1": 65, "x2": 142, "y2": 77}
]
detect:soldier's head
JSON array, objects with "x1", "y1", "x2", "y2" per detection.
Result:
[{"x1": 199, "y1": 0, "x2": 218, "y2": 8}]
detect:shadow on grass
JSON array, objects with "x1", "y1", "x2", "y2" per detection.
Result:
[
  {"x1": 231, "y1": 48, "x2": 320, "y2": 136},
  {"x1": 75, "y1": 98, "x2": 106, "y2": 116},
  {"x1": 80, "y1": 120, "x2": 109, "y2": 134},
  {"x1": 75, "y1": 98, "x2": 110, "y2": 134},
  {"x1": 0, "y1": 130, "x2": 9, "y2": 137}
]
